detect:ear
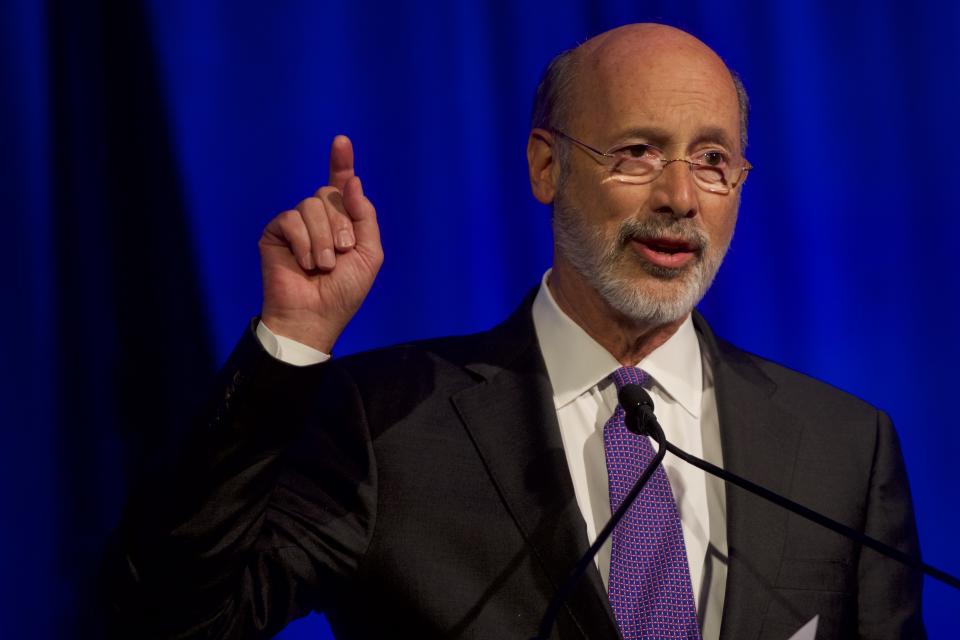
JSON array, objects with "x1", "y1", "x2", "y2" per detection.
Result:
[{"x1": 527, "y1": 128, "x2": 558, "y2": 205}]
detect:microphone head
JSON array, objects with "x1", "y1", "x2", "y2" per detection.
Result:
[
  {"x1": 618, "y1": 383, "x2": 654, "y2": 413},
  {"x1": 617, "y1": 384, "x2": 655, "y2": 435}
]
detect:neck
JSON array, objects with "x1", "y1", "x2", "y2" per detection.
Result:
[{"x1": 547, "y1": 260, "x2": 688, "y2": 366}]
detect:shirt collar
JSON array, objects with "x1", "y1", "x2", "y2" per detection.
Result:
[{"x1": 531, "y1": 270, "x2": 702, "y2": 418}]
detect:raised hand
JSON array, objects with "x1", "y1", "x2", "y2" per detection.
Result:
[{"x1": 259, "y1": 135, "x2": 383, "y2": 353}]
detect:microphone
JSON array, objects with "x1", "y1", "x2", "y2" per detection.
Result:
[
  {"x1": 617, "y1": 383, "x2": 960, "y2": 592},
  {"x1": 618, "y1": 382, "x2": 656, "y2": 436}
]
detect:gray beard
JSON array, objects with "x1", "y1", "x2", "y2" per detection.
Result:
[{"x1": 552, "y1": 192, "x2": 731, "y2": 326}]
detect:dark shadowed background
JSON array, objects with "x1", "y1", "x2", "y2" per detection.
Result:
[{"x1": 2, "y1": 1, "x2": 958, "y2": 638}]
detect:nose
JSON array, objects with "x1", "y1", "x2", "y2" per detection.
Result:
[{"x1": 648, "y1": 159, "x2": 697, "y2": 219}]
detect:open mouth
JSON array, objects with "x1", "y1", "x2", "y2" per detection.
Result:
[
  {"x1": 640, "y1": 237, "x2": 697, "y2": 254},
  {"x1": 630, "y1": 235, "x2": 700, "y2": 268}
]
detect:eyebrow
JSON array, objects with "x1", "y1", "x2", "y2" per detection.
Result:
[
  {"x1": 691, "y1": 126, "x2": 735, "y2": 150},
  {"x1": 610, "y1": 125, "x2": 735, "y2": 150},
  {"x1": 609, "y1": 126, "x2": 673, "y2": 147}
]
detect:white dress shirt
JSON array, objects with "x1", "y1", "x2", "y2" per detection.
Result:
[
  {"x1": 256, "y1": 321, "x2": 330, "y2": 365},
  {"x1": 256, "y1": 273, "x2": 728, "y2": 637},
  {"x1": 530, "y1": 272, "x2": 727, "y2": 638}
]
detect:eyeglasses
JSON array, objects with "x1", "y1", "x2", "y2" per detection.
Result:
[{"x1": 551, "y1": 129, "x2": 752, "y2": 195}]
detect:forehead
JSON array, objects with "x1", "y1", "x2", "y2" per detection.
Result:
[{"x1": 570, "y1": 32, "x2": 741, "y2": 148}]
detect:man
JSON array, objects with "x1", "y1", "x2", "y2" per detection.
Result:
[{"x1": 106, "y1": 24, "x2": 924, "y2": 639}]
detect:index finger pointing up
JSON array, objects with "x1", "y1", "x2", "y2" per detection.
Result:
[{"x1": 328, "y1": 134, "x2": 355, "y2": 192}]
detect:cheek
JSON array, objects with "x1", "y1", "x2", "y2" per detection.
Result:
[
  {"x1": 704, "y1": 202, "x2": 739, "y2": 247},
  {"x1": 598, "y1": 184, "x2": 657, "y2": 225},
  {"x1": 565, "y1": 176, "x2": 645, "y2": 235}
]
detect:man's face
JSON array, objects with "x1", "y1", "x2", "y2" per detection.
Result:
[{"x1": 551, "y1": 31, "x2": 744, "y2": 326}]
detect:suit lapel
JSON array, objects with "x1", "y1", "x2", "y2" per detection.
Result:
[
  {"x1": 448, "y1": 303, "x2": 803, "y2": 639},
  {"x1": 451, "y1": 301, "x2": 619, "y2": 639},
  {"x1": 694, "y1": 314, "x2": 804, "y2": 640}
]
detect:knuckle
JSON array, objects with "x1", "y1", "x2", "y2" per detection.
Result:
[
  {"x1": 319, "y1": 188, "x2": 347, "y2": 215},
  {"x1": 278, "y1": 209, "x2": 301, "y2": 226},
  {"x1": 315, "y1": 185, "x2": 339, "y2": 199},
  {"x1": 273, "y1": 211, "x2": 308, "y2": 246},
  {"x1": 297, "y1": 197, "x2": 322, "y2": 215}
]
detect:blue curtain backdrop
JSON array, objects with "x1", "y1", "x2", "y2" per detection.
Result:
[{"x1": 2, "y1": 1, "x2": 958, "y2": 638}]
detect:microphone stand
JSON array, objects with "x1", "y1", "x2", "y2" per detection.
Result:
[{"x1": 531, "y1": 411, "x2": 666, "y2": 640}]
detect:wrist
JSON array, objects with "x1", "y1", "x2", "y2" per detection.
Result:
[{"x1": 259, "y1": 313, "x2": 341, "y2": 354}]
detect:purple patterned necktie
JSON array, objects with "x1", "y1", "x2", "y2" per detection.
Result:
[{"x1": 604, "y1": 366, "x2": 701, "y2": 639}]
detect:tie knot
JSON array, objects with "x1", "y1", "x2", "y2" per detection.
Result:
[{"x1": 610, "y1": 366, "x2": 650, "y2": 391}]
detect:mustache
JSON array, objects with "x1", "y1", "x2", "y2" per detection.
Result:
[{"x1": 616, "y1": 217, "x2": 709, "y2": 251}]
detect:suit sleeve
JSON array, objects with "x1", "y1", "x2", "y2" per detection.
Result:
[
  {"x1": 856, "y1": 411, "x2": 925, "y2": 639},
  {"x1": 103, "y1": 322, "x2": 377, "y2": 639}
]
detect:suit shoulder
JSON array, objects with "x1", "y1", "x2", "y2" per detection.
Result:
[
  {"x1": 332, "y1": 294, "x2": 539, "y2": 390},
  {"x1": 323, "y1": 321, "x2": 539, "y2": 440},
  {"x1": 713, "y1": 334, "x2": 885, "y2": 421},
  {"x1": 334, "y1": 332, "x2": 487, "y2": 383},
  {"x1": 332, "y1": 317, "x2": 536, "y2": 393}
]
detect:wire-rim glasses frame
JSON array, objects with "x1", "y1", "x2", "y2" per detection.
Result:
[{"x1": 549, "y1": 128, "x2": 752, "y2": 194}]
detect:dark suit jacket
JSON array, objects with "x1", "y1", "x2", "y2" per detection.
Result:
[{"x1": 106, "y1": 295, "x2": 924, "y2": 639}]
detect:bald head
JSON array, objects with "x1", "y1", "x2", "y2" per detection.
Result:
[
  {"x1": 577, "y1": 23, "x2": 727, "y2": 73},
  {"x1": 532, "y1": 24, "x2": 749, "y2": 151}
]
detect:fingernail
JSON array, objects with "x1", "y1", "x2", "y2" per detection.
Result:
[
  {"x1": 337, "y1": 229, "x2": 355, "y2": 249},
  {"x1": 319, "y1": 248, "x2": 336, "y2": 269},
  {"x1": 301, "y1": 253, "x2": 315, "y2": 270}
]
